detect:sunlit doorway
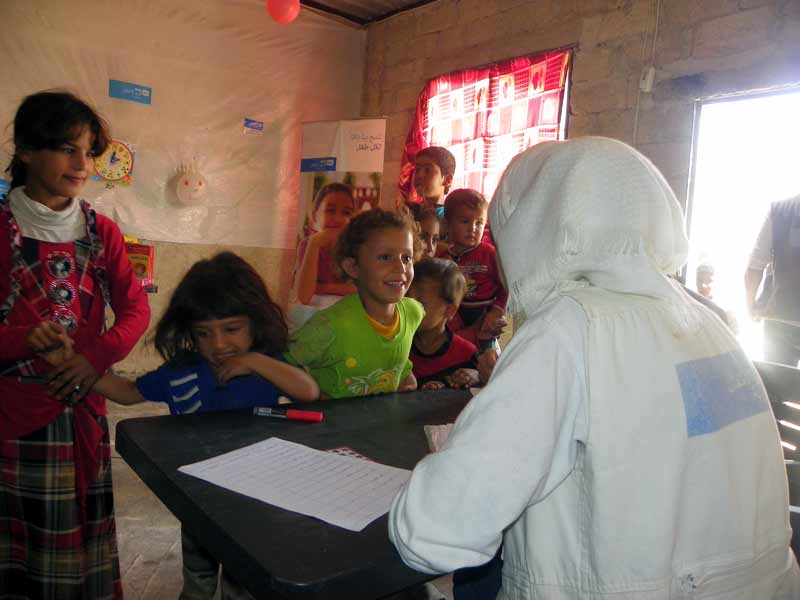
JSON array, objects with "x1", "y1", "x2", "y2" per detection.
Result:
[{"x1": 686, "y1": 87, "x2": 800, "y2": 360}]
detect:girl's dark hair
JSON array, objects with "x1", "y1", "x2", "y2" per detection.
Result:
[
  {"x1": 412, "y1": 258, "x2": 466, "y2": 305},
  {"x1": 312, "y1": 182, "x2": 356, "y2": 213},
  {"x1": 154, "y1": 252, "x2": 288, "y2": 362},
  {"x1": 6, "y1": 91, "x2": 111, "y2": 188},
  {"x1": 332, "y1": 208, "x2": 417, "y2": 281}
]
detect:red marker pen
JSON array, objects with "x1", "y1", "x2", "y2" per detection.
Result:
[{"x1": 253, "y1": 406, "x2": 323, "y2": 422}]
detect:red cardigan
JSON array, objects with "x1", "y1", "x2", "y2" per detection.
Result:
[{"x1": 0, "y1": 199, "x2": 150, "y2": 497}]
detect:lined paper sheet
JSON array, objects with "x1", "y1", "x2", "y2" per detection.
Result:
[{"x1": 178, "y1": 437, "x2": 410, "y2": 532}]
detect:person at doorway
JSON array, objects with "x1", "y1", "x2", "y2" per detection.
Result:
[
  {"x1": 746, "y1": 195, "x2": 800, "y2": 367},
  {"x1": 389, "y1": 137, "x2": 800, "y2": 599}
]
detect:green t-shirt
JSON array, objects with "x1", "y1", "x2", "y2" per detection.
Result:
[{"x1": 285, "y1": 294, "x2": 424, "y2": 399}]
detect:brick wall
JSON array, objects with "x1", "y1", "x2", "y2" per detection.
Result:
[{"x1": 362, "y1": 0, "x2": 800, "y2": 209}]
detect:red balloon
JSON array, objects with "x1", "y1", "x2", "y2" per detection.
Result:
[{"x1": 267, "y1": 0, "x2": 300, "y2": 24}]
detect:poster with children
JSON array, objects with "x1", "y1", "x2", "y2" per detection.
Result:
[{"x1": 290, "y1": 119, "x2": 386, "y2": 329}]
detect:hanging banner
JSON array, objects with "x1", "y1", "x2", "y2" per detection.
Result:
[{"x1": 290, "y1": 118, "x2": 386, "y2": 330}]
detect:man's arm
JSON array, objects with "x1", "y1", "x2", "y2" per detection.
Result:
[
  {"x1": 745, "y1": 211, "x2": 773, "y2": 318},
  {"x1": 745, "y1": 268, "x2": 765, "y2": 318}
]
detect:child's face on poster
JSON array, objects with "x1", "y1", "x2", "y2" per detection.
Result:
[{"x1": 316, "y1": 191, "x2": 355, "y2": 231}]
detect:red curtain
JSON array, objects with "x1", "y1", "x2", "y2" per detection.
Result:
[{"x1": 398, "y1": 49, "x2": 572, "y2": 206}]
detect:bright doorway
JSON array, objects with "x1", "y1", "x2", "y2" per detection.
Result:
[{"x1": 686, "y1": 88, "x2": 800, "y2": 359}]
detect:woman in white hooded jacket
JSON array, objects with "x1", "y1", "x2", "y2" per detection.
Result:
[{"x1": 388, "y1": 137, "x2": 800, "y2": 599}]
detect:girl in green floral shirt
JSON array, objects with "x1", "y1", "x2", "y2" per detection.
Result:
[{"x1": 285, "y1": 209, "x2": 424, "y2": 398}]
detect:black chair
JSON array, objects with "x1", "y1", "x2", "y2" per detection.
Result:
[{"x1": 753, "y1": 360, "x2": 800, "y2": 559}]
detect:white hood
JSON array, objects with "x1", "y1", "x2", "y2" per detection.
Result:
[{"x1": 489, "y1": 137, "x2": 689, "y2": 321}]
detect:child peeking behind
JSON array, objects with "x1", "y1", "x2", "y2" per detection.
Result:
[{"x1": 408, "y1": 258, "x2": 481, "y2": 390}]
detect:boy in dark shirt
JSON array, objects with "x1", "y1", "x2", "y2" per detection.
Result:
[{"x1": 409, "y1": 258, "x2": 481, "y2": 390}]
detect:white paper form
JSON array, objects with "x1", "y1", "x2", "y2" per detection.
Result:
[{"x1": 178, "y1": 437, "x2": 411, "y2": 532}]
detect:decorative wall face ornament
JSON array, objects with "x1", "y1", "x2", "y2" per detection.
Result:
[{"x1": 174, "y1": 162, "x2": 208, "y2": 206}]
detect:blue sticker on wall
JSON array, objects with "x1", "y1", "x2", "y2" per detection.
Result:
[
  {"x1": 243, "y1": 118, "x2": 264, "y2": 136},
  {"x1": 109, "y1": 80, "x2": 152, "y2": 105},
  {"x1": 0, "y1": 179, "x2": 10, "y2": 198},
  {"x1": 300, "y1": 157, "x2": 337, "y2": 172},
  {"x1": 676, "y1": 351, "x2": 768, "y2": 437}
]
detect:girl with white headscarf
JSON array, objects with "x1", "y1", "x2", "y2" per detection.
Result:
[{"x1": 389, "y1": 137, "x2": 800, "y2": 599}]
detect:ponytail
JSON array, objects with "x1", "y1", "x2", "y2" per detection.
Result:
[{"x1": 6, "y1": 156, "x2": 26, "y2": 190}]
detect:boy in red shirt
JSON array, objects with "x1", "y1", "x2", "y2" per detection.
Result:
[{"x1": 438, "y1": 189, "x2": 507, "y2": 349}]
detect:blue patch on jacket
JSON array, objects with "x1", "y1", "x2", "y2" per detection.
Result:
[{"x1": 676, "y1": 351, "x2": 768, "y2": 437}]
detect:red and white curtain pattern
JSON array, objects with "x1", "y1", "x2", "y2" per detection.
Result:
[{"x1": 398, "y1": 49, "x2": 573, "y2": 205}]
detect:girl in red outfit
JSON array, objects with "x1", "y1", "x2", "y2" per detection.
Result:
[{"x1": 0, "y1": 91, "x2": 150, "y2": 599}]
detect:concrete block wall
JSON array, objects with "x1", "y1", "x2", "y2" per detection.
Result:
[{"x1": 362, "y1": 0, "x2": 800, "y2": 210}]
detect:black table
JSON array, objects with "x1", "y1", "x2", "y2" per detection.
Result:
[{"x1": 115, "y1": 389, "x2": 471, "y2": 599}]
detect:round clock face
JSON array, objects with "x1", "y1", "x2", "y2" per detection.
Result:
[{"x1": 94, "y1": 140, "x2": 133, "y2": 181}]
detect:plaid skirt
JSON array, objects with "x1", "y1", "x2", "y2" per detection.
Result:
[{"x1": 0, "y1": 408, "x2": 123, "y2": 599}]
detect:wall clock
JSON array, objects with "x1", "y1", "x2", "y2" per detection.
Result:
[{"x1": 94, "y1": 140, "x2": 134, "y2": 182}]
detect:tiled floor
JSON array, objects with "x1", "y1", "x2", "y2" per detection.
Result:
[
  {"x1": 109, "y1": 402, "x2": 185, "y2": 599},
  {"x1": 108, "y1": 401, "x2": 453, "y2": 599}
]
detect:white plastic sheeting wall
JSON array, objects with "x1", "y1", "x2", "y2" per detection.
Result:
[{"x1": 0, "y1": 0, "x2": 366, "y2": 248}]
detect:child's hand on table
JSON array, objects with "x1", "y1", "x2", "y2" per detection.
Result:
[
  {"x1": 421, "y1": 380, "x2": 446, "y2": 391},
  {"x1": 446, "y1": 368, "x2": 479, "y2": 389},
  {"x1": 398, "y1": 371, "x2": 417, "y2": 392}
]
